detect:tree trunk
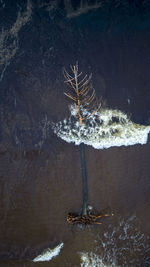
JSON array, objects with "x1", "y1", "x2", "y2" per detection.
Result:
[{"x1": 80, "y1": 143, "x2": 88, "y2": 216}]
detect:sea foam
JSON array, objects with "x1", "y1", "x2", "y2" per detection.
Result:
[
  {"x1": 33, "y1": 242, "x2": 64, "y2": 262},
  {"x1": 79, "y1": 215, "x2": 150, "y2": 267},
  {"x1": 80, "y1": 252, "x2": 117, "y2": 267},
  {"x1": 53, "y1": 106, "x2": 150, "y2": 149}
]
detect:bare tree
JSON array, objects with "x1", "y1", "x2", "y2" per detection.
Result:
[
  {"x1": 63, "y1": 63, "x2": 109, "y2": 225},
  {"x1": 63, "y1": 62, "x2": 101, "y2": 124}
]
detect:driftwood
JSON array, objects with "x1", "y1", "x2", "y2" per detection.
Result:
[
  {"x1": 66, "y1": 212, "x2": 110, "y2": 225},
  {"x1": 63, "y1": 63, "x2": 111, "y2": 225}
]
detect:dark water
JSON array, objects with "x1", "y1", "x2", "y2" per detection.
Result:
[{"x1": 0, "y1": 0, "x2": 150, "y2": 266}]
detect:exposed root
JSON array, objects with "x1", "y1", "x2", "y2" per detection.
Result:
[{"x1": 66, "y1": 212, "x2": 110, "y2": 225}]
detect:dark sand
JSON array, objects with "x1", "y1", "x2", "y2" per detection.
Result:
[{"x1": 0, "y1": 140, "x2": 150, "y2": 266}]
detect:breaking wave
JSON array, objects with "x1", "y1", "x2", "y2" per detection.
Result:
[
  {"x1": 53, "y1": 106, "x2": 150, "y2": 149},
  {"x1": 33, "y1": 242, "x2": 64, "y2": 262}
]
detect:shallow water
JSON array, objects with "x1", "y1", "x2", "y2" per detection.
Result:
[{"x1": 0, "y1": 0, "x2": 150, "y2": 266}]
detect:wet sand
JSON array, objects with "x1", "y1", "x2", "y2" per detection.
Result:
[{"x1": 0, "y1": 139, "x2": 150, "y2": 266}]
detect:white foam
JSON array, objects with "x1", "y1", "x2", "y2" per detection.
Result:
[
  {"x1": 33, "y1": 242, "x2": 64, "y2": 262},
  {"x1": 80, "y1": 252, "x2": 117, "y2": 267},
  {"x1": 52, "y1": 106, "x2": 150, "y2": 149},
  {"x1": 80, "y1": 215, "x2": 150, "y2": 267}
]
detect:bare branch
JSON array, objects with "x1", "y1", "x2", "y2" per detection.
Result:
[
  {"x1": 64, "y1": 92, "x2": 77, "y2": 102},
  {"x1": 80, "y1": 83, "x2": 92, "y2": 96},
  {"x1": 82, "y1": 90, "x2": 96, "y2": 105},
  {"x1": 63, "y1": 63, "x2": 100, "y2": 124},
  {"x1": 79, "y1": 74, "x2": 92, "y2": 91},
  {"x1": 63, "y1": 68, "x2": 74, "y2": 80}
]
